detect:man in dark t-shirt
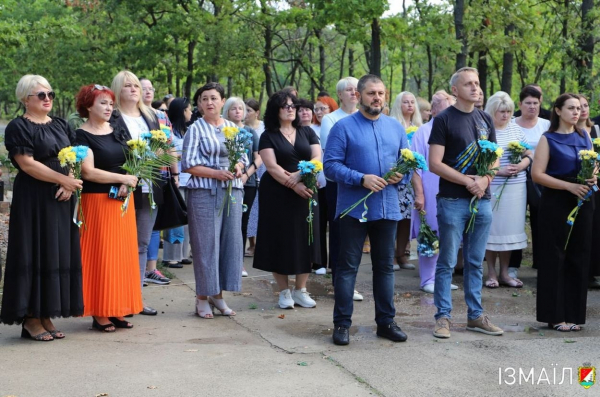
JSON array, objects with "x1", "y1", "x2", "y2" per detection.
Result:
[{"x1": 428, "y1": 67, "x2": 504, "y2": 339}]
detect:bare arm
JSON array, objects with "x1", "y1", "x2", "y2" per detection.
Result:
[
  {"x1": 260, "y1": 148, "x2": 290, "y2": 186},
  {"x1": 412, "y1": 172, "x2": 424, "y2": 211},
  {"x1": 429, "y1": 144, "x2": 490, "y2": 198},
  {"x1": 81, "y1": 149, "x2": 138, "y2": 187}
]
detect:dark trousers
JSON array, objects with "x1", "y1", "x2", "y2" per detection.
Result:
[
  {"x1": 242, "y1": 186, "x2": 257, "y2": 252},
  {"x1": 325, "y1": 182, "x2": 340, "y2": 283},
  {"x1": 317, "y1": 187, "x2": 328, "y2": 267},
  {"x1": 333, "y1": 217, "x2": 397, "y2": 327}
]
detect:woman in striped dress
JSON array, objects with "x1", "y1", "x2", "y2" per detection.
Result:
[
  {"x1": 181, "y1": 83, "x2": 248, "y2": 318},
  {"x1": 484, "y1": 92, "x2": 532, "y2": 288}
]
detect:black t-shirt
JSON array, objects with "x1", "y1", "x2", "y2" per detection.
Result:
[
  {"x1": 428, "y1": 106, "x2": 496, "y2": 199},
  {"x1": 76, "y1": 128, "x2": 128, "y2": 194}
]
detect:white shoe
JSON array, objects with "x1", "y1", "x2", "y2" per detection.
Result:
[
  {"x1": 421, "y1": 284, "x2": 435, "y2": 294},
  {"x1": 451, "y1": 283, "x2": 458, "y2": 290},
  {"x1": 291, "y1": 288, "x2": 316, "y2": 308},
  {"x1": 393, "y1": 264, "x2": 400, "y2": 271},
  {"x1": 315, "y1": 267, "x2": 327, "y2": 275},
  {"x1": 278, "y1": 289, "x2": 294, "y2": 309},
  {"x1": 353, "y1": 290, "x2": 364, "y2": 301},
  {"x1": 399, "y1": 263, "x2": 416, "y2": 270},
  {"x1": 242, "y1": 269, "x2": 248, "y2": 277},
  {"x1": 508, "y1": 267, "x2": 518, "y2": 279}
]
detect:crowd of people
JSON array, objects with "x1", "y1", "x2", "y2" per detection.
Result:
[{"x1": 0, "y1": 67, "x2": 598, "y2": 345}]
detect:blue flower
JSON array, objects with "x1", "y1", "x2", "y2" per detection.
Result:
[{"x1": 73, "y1": 145, "x2": 89, "y2": 162}]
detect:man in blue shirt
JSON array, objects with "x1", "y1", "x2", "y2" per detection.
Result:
[{"x1": 324, "y1": 74, "x2": 408, "y2": 345}]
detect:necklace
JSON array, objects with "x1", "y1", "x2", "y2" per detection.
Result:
[{"x1": 281, "y1": 128, "x2": 295, "y2": 137}]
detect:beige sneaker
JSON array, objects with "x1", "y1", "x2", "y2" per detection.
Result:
[
  {"x1": 466, "y1": 314, "x2": 504, "y2": 336},
  {"x1": 433, "y1": 317, "x2": 451, "y2": 338}
]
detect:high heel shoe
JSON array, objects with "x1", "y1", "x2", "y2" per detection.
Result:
[
  {"x1": 92, "y1": 318, "x2": 116, "y2": 332},
  {"x1": 21, "y1": 324, "x2": 54, "y2": 342},
  {"x1": 196, "y1": 298, "x2": 214, "y2": 319},
  {"x1": 208, "y1": 296, "x2": 236, "y2": 316}
]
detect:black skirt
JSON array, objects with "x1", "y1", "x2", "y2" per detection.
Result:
[{"x1": 536, "y1": 186, "x2": 592, "y2": 325}]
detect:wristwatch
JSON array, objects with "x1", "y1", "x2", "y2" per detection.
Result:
[{"x1": 360, "y1": 175, "x2": 365, "y2": 186}]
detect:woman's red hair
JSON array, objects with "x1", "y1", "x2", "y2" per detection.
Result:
[
  {"x1": 76, "y1": 84, "x2": 116, "y2": 118},
  {"x1": 312, "y1": 96, "x2": 339, "y2": 125}
]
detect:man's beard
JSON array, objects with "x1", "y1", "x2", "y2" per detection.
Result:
[{"x1": 360, "y1": 99, "x2": 382, "y2": 116}]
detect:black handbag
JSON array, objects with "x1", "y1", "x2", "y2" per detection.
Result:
[{"x1": 153, "y1": 176, "x2": 188, "y2": 230}]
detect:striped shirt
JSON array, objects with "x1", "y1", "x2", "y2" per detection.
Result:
[
  {"x1": 182, "y1": 118, "x2": 249, "y2": 190},
  {"x1": 491, "y1": 121, "x2": 528, "y2": 186}
]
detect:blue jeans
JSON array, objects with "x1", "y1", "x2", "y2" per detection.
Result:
[
  {"x1": 333, "y1": 217, "x2": 397, "y2": 327},
  {"x1": 147, "y1": 231, "x2": 160, "y2": 261},
  {"x1": 434, "y1": 197, "x2": 492, "y2": 321}
]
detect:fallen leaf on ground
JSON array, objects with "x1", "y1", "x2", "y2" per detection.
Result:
[
  {"x1": 184, "y1": 349, "x2": 198, "y2": 352},
  {"x1": 147, "y1": 386, "x2": 158, "y2": 389},
  {"x1": 297, "y1": 361, "x2": 308, "y2": 366},
  {"x1": 564, "y1": 339, "x2": 576, "y2": 343},
  {"x1": 95, "y1": 394, "x2": 108, "y2": 397},
  {"x1": 278, "y1": 314, "x2": 285, "y2": 319}
]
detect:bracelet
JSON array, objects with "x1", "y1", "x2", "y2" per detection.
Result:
[
  {"x1": 360, "y1": 175, "x2": 365, "y2": 186},
  {"x1": 485, "y1": 174, "x2": 493, "y2": 186},
  {"x1": 524, "y1": 155, "x2": 533, "y2": 165},
  {"x1": 171, "y1": 172, "x2": 180, "y2": 176}
]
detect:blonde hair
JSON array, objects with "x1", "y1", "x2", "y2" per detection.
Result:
[
  {"x1": 484, "y1": 91, "x2": 515, "y2": 117},
  {"x1": 450, "y1": 67, "x2": 479, "y2": 89},
  {"x1": 389, "y1": 91, "x2": 423, "y2": 128},
  {"x1": 222, "y1": 97, "x2": 247, "y2": 121},
  {"x1": 430, "y1": 90, "x2": 455, "y2": 116},
  {"x1": 16, "y1": 75, "x2": 52, "y2": 105},
  {"x1": 111, "y1": 70, "x2": 156, "y2": 122},
  {"x1": 336, "y1": 77, "x2": 359, "y2": 93}
]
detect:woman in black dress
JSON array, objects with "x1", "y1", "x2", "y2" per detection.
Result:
[
  {"x1": 253, "y1": 91, "x2": 322, "y2": 309},
  {"x1": 0, "y1": 75, "x2": 84, "y2": 341},
  {"x1": 532, "y1": 93, "x2": 595, "y2": 332}
]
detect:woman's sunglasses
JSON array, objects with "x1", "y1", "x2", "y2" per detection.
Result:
[
  {"x1": 28, "y1": 91, "x2": 56, "y2": 101},
  {"x1": 92, "y1": 84, "x2": 109, "y2": 91}
]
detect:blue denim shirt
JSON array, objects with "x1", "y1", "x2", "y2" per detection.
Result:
[{"x1": 323, "y1": 111, "x2": 408, "y2": 221}]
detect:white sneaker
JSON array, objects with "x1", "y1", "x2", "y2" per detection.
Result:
[
  {"x1": 393, "y1": 264, "x2": 400, "y2": 271},
  {"x1": 242, "y1": 269, "x2": 248, "y2": 277},
  {"x1": 508, "y1": 267, "x2": 518, "y2": 279},
  {"x1": 399, "y1": 263, "x2": 416, "y2": 270},
  {"x1": 451, "y1": 283, "x2": 459, "y2": 290},
  {"x1": 292, "y1": 288, "x2": 316, "y2": 308},
  {"x1": 278, "y1": 289, "x2": 294, "y2": 309},
  {"x1": 315, "y1": 267, "x2": 327, "y2": 275},
  {"x1": 353, "y1": 290, "x2": 364, "y2": 301},
  {"x1": 421, "y1": 284, "x2": 434, "y2": 294}
]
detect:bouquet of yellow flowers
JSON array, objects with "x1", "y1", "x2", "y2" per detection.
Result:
[
  {"x1": 219, "y1": 126, "x2": 253, "y2": 216},
  {"x1": 493, "y1": 141, "x2": 531, "y2": 211},
  {"x1": 297, "y1": 159, "x2": 323, "y2": 245},
  {"x1": 466, "y1": 140, "x2": 503, "y2": 233},
  {"x1": 565, "y1": 149, "x2": 599, "y2": 249},
  {"x1": 58, "y1": 145, "x2": 89, "y2": 228},
  {"x1": 405, "y1": 125, "x2": 418, "y2": 146},
  {"x1": 121, "y1": 130, "x2": 176, "y2": 215},
  {"x1": 417, "y1": 211, "x2": 439, "y2": 257},
  {"x1": 340, "y1": 148, "x2": 428, "y2": 222}
]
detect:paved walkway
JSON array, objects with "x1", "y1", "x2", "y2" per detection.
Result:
[{"x1": 1, "y1": 252, "x2": 599, "y2": 396}]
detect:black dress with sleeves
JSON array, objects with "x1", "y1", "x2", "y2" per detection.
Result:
[
  {"x1": 0, "y1": 116, "x2": 84, "y2": 324},
  {"x1": 253, "y1": 126, "x2": 322, "y2": 274}
]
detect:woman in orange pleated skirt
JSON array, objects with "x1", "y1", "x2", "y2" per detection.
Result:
[{"x1": 75, "y1": 84, "x2": 143, "y2": 332}]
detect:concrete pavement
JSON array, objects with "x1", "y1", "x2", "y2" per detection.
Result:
[{"x1": 1, "y1": 251, "x2": 599, "y2": 397}]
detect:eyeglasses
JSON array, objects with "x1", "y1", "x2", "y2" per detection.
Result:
[
  {"x1": 281, "y1": 104, "x2": 296, "y2": 110},
  {"x1": 314, "y1": 106, "x2": 329, "y2": 112},
  {"x1": 142, "y1": 87, "x2": 155, "y2": 92},
  {"x1": 92, "y1": 84, "x2": 109, "y2": 91},
  {"x1": 28, "y1": 91, "x2": 55, "y2": 101}
]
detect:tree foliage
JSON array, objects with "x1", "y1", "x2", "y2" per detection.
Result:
[{"x1": 0, "y1": 0, "x2": 597, "y2": 119}]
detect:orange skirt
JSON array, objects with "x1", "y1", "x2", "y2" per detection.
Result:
[{"x1": 80, "y1": 193, "x2": 143, "y2": 317}]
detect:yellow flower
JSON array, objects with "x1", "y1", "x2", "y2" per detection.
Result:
[
  {"x1": 401, "y1": 148, "x2": 415, "y2": 161},
  {"x1": 221, "y1": 126, "x2": 239, "y2": 140},
  {"x1": 127, "y1": 139, "x2": 147, "y2": 151},
  {"x1": 150, "y1": 129, "x2": 168, "y2": 143},
  {"x1": 593, "y1": 138, "x2": 600, "y2": 145},
  {"x1": 58, "y1": 146, "x2": 76, "y2": 167},
  {"x1": 495, "y1": 148, "x2": 504, "y2": 158},
  {"x1": 405, "y1": 126, "x2": 418, "y2": 134},
  {"x1": 310, "y1": 159, "x2": 323, "y2": 173}
]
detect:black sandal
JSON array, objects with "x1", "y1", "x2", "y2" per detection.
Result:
[
  {"x1": 21, "y1": 325, "x2": 54, "y2": 342},
  {"x1": 109, "y1": 317, "x2": 133, "y2": 329},
  {"x1": 47, "y1": 329, "x2": 65, "y2": 339},
  {"x1": 92, "y1": 318, "x2": 116, "y2": 332}
]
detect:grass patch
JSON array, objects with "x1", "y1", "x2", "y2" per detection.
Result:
[{"x1": 156, "y1": 262, "x2": 175, "y2": 279}]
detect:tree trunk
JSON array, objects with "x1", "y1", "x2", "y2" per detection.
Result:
[
  {"x1": 349, "y1": 48, "x2": 354, "y2": 76},
  {"x1": 309, "y1": 42, "x2": 315, "y2": 99},
  {"x1": 500, "y1": 24, "x2": 515, "y2": 95},
  {"x1": 477, "y1": 50, "x2": 488, "y2": 104},
  {"x1": 577, "y1": 0, "x2": 594, "y2": 92},
  {"x1": 316, "y1": 29, "x2": 326, "y2": 90},
  {"x1": 454, "y1": 0, "x2": 467, "y2": 70},
  {"x1": 427, "y1": 44, "x2": 433, "y2": 100},
  {"x1": 184, "y1": 40, "x2": 197, "y2": 98},
  {"x1": 261, "y1": 0, "x2": 274, "y2": 97},
  {"x1": 227, "y1": 77, "x2": 233, "y2": 98},
  {"x1": 175, "y1": 37, "x2": 181, "y2": 97},
  {"x1": 560, "y1": 0, "x2": 568, "y2": 94},
  {"x1": 339, "y1": 38, "x2": 347, "y2": 80},
  {"x1": 370, "y1": 18, "x2": 381, "y2": 76}
]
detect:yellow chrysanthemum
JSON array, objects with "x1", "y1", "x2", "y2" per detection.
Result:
[
  {"x1": 310, "y1": 159, "x2": 323, "y2": 173},
  {"x1": 579, "y1": 150, "x2": 597, "y2": 160},
  {"x1": 127, "y1": 139, "x2": 147, "y2": 151},
  {"x1": 495, "y1": 148, "x2": 504, "y2": 158},
  {"x1": 507, "y1": 141, "x2": 523, "y2": 151},
  {"x1": 58, "y1": 146, "x2": 76, "y2": 167},
  {"x1": 221, "y1": 126, "x2": 239, "y2": 140},
  {"x1": 150, "y1": 129, "x2": 168, "y2": 143},
  {"x1": 593, "y1": 138, "x2": 600, "y2": 145},
  {"x1": 401, "y1": 148, "x2": 415, "y2": 161},
  {"x1": 405, "y1": 126, "x2": 418, "y2": 134}
]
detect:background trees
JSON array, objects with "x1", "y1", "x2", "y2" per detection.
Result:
[{"x1": 0, "y1": 0, "x2": 597, "y2": 118}]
